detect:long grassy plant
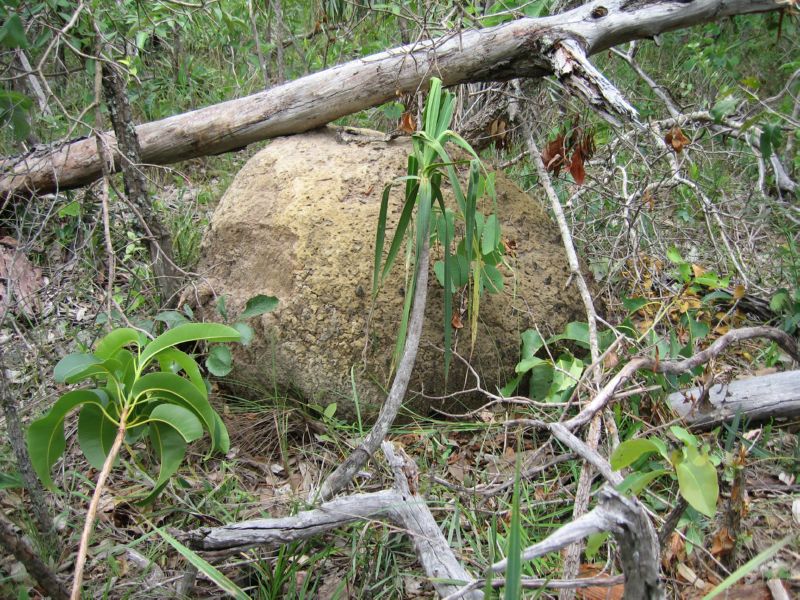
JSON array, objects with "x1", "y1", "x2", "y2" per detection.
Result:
[{"x1": 373, "y1": 77, "x2": 504, "y2": 376}]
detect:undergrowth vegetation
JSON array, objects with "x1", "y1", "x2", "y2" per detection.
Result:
[{"x1": 0, "y1": 0, "x2": 798, "y2": 599}]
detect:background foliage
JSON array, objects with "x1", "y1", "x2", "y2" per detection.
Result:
[{"x1": 0, "y1": 0, "x2": 797, "y2": 598}]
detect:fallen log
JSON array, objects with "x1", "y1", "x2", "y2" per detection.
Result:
[
  {"x1": 0, "y1": 0, "x2": 786, "y2": 199},
  {"x1": 668, "y1": 369, "x2": 800, "y2": 430}
]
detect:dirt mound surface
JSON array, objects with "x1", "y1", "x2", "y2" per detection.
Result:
[{"x1": 197, "y1": 127, "x2": 589, "y2": 419}]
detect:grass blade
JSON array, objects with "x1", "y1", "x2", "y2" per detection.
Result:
[
  {"x1": 150, "y1": 525, "x2": 250, "y2": 600},
  {"x1": 504, "y1": 449, "x2": 523, "y2": 600},
  {"x1": 701, "y1": 535, "x2": 795, "y2": 600}
]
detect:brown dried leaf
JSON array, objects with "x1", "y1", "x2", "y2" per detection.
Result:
[
  {"x1": 451, "y1": 312, "x2": 464, "y2": 329},
  {"x1": 733, "y1": 284, "x2": 746, "y2": 300},
  {"x1": 399, "y1": 111, "x2": 416, "y2": 134},
  {"x1": 643, "y1": 189, "x2": 656, "y2": 210},
  {"x1": 710, "y1": 527, "x2": 736, "y2": 556},
  {"x1": 603, "y1": 350, "x2": 619, "y2": 370},
  {"x1": 666, "y1": 126, "x2": 690, "y2": 152},
  {"x1": 576, "y1": 564, "x2": 624, "y2": 600},
  {"x1": 0, "y1": 245, "x2": 43, "y2": 318}
]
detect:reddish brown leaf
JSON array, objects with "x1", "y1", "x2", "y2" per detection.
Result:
[
  {"x1": 569, "y1": 150, "x2": 586, "y2": 185},
  {"x1": 399, "y1": 111, "x2": 416, "y2": 134},
  {"x1": 541, "y1": 135, "x2": 566, "y2": 175},
  {"x1": 665, "y1": 126, "x2": 690, "y2": 153},
  {"x1": 489, "y1": 118, "x2": 509, "y2": 149},
  {"x1": 576, "y1": 564, "x2": 624, "y2": 600},
  {"x1": 710, "y1": 527, "x2": 736, "y2": 556},
  {"x1": 451, "y1": 312, "x2": 464, "y2": 329}
]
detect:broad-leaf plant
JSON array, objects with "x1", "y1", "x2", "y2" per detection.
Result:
[{"x1": 27, "y1": 322, "x2": 241, "y2": 504}]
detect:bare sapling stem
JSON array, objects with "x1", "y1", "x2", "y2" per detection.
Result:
[{"x1": 70, "y1": 409, "x2": 128, "y2": 600}]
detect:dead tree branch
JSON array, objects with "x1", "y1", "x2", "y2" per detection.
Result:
[
  {"x1": 188, "y1": 442, "x2": 482, "y2": 600},
  {"x1": 317, "y1": 235, "x2": 430, "y2": 501},
  {"x1": 565, "y1": 326, "x2": 800, "y2": 430},
  {"x1": 668, "y1": 369, "x2": 800, "y2": 430},
  {"x1": 1, "y1": 0, "x2": 787, "y2": 199}
]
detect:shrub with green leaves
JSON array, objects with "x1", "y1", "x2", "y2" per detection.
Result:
[
  {"x1": 611, "y1": 425, "x2": 720, "y2": 518},
  {"x1": 505, "y1": 321, "x2": 616, "y2": 402},
  {"x1": 373, "y1": 77, "x2": 503, "y2": 374},
  {"x1": 27, "y1": 323, "x2": 242, "y2": 504}
]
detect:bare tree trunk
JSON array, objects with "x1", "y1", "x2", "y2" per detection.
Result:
[
  {"x1": 100, "y1": 60, "x2": 182, "y2": 304},
  {"x1": 249, "y1": 0, "x2": 270, "y2": 87},
  {"x1": 0, "y1": 0, "x2": 785, "y2": 199},
  {"x1": 272, "y1": 0, "x2": 286, "y2": 84}
]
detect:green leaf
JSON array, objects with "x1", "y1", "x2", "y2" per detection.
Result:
[
  {"x1": 323, "y1": 403, "x2": 337, "y2": 420},
  {"x1": 505, "y1": 451, "x2": 523, "y2": 600},
  {"x1": 701, "y1": 535, "x2": 795, "y2": 600},
  {"x1": 155, "y1": 311, "x2": 191, "y2": 329},
  {"x1": 515, "y1": 355, "x2": 547, "y2": 374},
  {"x1": 702, "y1": 290, "x2": 732, "y2": 304},
  {"x1": 481, "y1": 214, "x2": 500, "y2": 256},
  {"x1": 0, "y1": 15, "x2": 28, "y2": 48},
  {"x1": 0, "y1": 471, "x2": 23, "y2": 490},
  {"x1": 379, "y1": 178, "x2": 417, "y2": 285},
  {"x1": 131, "y1": 372, "x2": 228, "y2": 454},
  {"x1": 53, "y1": 353, "x2": 102, "y2": 383},
  {"x1": 78, "y1": 403, "x2": 118, "y2": 470},
  {"x1": 610, "y1": 438, "x2": 663, "y2": 470},
  {"x1": 670, "y1": 425, "x2": 698, "y2": 448},
  {"x1": 666, "y1": 247, "x2": 684, "y2": 264},
  {"x1": 148, "y1": 404, "x2": 203, "y2": 443},
  {"x1": 759, "y1": 129, "x2": 772, "y2": 159},
  {"x1": 381, "y1": 101, "x2": 404, "y2": 120},
  {"x1": 139, "y1": 422, "x2": 187, "y2": 504},
  {"x1": 57, "y1": 200, "x2": 81, "y2": 218},
  {"x1": 549, "y1": 321, "x2": 590, "y2": 348},
  {"x1": 155, "y1": 348, "x2": 205, "y2": 395},
  {"x1": 616, "y1": 469, "x2": 668, "y2": 496},
  {"x1": 686, "y1": 315, "x2": 710, "y2": 340},
  {"x1": 240, "y1": 294, "x2": 278, "y2": 319},
  {"x1": 232, "y1": 322, "x2": 254, "y2": 346},
  {"x1": 650, "y1": 437, "x2": 670, "y2": 461},
  {"x1": 216, "y1": 295, "x2": 228, "y2": 320},
  {"x1": 206, "y1": 345, "x2": 233, "y2": 377},
  {"x1": 759, "y1": 122, "x2": 782, "y2": 158},
  {"x1": 547, "y1": 355, "x2": 584, "y2": 398},
  {"x1": 27, "y1": 390, "x2": 106, "y2": 488},
  {"x1": 211, "y1": 412, "x2": 230, "y2": 457},
  {"x1": 150, "y1": 526, "x2": 250, "y2": 600},
  {"x1": 139, "y1": 323, "x2": 241, "y2": 369},
  {"x1": 710, "y1": 95, "x2": 738, "y2": 123},
  {"x1": 584, "y1": 532, "x2": 610, "y2": 560},
  {"x1": 770, "y1": 289, "x2": 791, "y2": 312},
  {"x1": 622, "y1": 297, "x2": 650, "y2": 312},
  {"x1": 482, "y1": 263, "x2": 504, "y2": 294},
  {"x1": 94, "y1": 328, "x2": 142, "y2": 359},
  {"x1": 675, "y1": 451, "x2": 719, "y2": 518},
  {"x1": 520, "y1": 329, "x2": 545, "y2": 359}
]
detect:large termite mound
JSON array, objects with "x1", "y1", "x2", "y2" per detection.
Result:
[{"x1": 196, "y1": 127, "x2": 589, "y2": 420}]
